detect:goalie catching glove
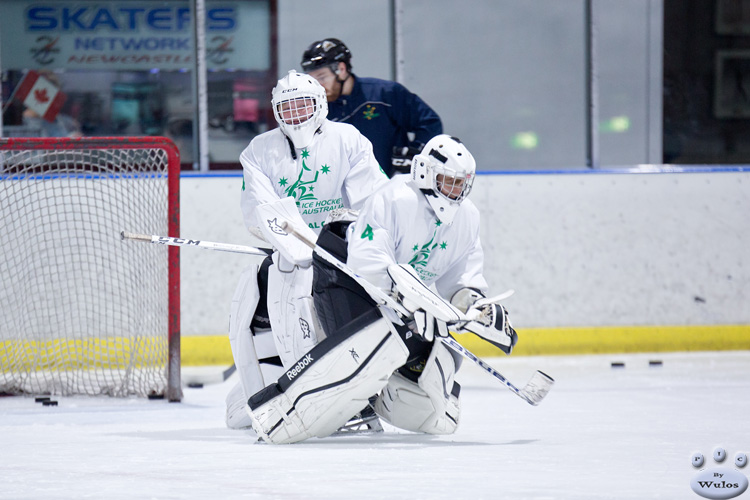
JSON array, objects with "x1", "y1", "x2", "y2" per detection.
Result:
[{"x1": 450, "y1": 288, "x2": 518, "y2": 354}]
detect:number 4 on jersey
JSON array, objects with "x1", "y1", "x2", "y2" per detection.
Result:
[{"x1": 361, "y1": 224, "x2": 374, "y2": 241}]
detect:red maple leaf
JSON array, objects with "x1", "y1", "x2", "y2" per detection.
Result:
[{"x1": 34, "y1": 88, "x2": 50, "y2": 103}]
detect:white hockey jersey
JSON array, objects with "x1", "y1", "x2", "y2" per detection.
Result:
[
  {"x1": 240, "y1": 120, "x2": 388, "y2": 235},
  {"x1": 347, "y1": 175, "x2": 489, "y2": 302}
]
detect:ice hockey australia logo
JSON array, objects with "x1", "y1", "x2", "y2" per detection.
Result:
[
  {"x1": 407, "y1": 220, "x2": 447, "y2": 282},
  {"x1": 279, "y1": 149, "x2": 319, "y2": 204}
]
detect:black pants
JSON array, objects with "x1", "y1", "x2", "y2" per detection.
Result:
[{"x1": 312, "y1": 221, "x2": 432, "y2": 381}]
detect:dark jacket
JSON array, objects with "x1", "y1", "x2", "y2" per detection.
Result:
[{"x1": 326, "y1": 75, "x2": 442, "y2": 177}]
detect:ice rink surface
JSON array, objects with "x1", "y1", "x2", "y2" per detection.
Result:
[{"x1": 2, "y1": 351, "x2": 749, "y2": 500}]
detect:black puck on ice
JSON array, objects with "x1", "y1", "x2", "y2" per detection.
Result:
[
  {"x1": 147, "y1": 393, "x2": 165, "y2": 400},
  {"x1": 611, "y1": 362, "x2": 625, "y2": 368},
  {"x1": 187, "y1": 383, "x2": 204, "y2": 389},
  {"x1": 35, "y1": 397, "x2": 51, "y2": 403},
  {"x1": 649, "y1": 360, "x2": 663, "y2": 366},
  {"x1": 42, "y1": 400, "x2": 58, "y2": 406}
]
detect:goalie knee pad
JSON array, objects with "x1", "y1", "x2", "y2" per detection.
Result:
[
  {"x1": 246, "y1": 310, "x2": 409, "y2": 444},
  {"x1": 374, "y1": 340, "x2": 461, "y2": 435}
]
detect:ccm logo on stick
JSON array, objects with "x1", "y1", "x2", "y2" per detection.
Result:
[{"x1": 157, "y1": 237, "x2": 200, "y2": 246}]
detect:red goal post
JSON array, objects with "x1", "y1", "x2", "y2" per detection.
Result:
[{"x1": 0, "y1": 137, "x2": 182, "y2": 401}]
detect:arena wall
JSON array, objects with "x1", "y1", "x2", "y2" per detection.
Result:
[{"x1": 178, "y1": 168, "x2": 750, "y2": 362}]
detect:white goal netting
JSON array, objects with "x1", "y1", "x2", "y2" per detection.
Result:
[{"x1": 0, "y1": 137, "x2": 181, "y2": 400}]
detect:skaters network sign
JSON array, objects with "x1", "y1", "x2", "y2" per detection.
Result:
[{"x1": 0, "y1": 1, "x2": 270, "y2": 71}]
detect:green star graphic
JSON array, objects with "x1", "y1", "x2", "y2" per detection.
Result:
[
  {"x1": 412, "y1": 244, "x2": 419, "y2": 251},
  {"x1": 301, "y1": 149, "x2": 310, "y2": 159},
  {"x1": 435, "y1": 220, "x2": 442, "y2": 227},
  {"x1": 321, "y1": 164, "x2": 330, "y2": 174},
  {"x1": 278, "y1": 177, "x2": 288, "y2": 187},
  {"x1": 440, "y1": 241, "x2": 448, "y2": 250},
  {"x1": 309, "y1": 186, "x2": 314, "y2": 193}
]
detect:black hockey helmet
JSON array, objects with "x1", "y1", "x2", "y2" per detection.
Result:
[{"x1": 301, "y1": 38, "x2": 352, "y2": 72}]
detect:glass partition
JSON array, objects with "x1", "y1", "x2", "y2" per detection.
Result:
[{"x1": 0, "y1": 0, "x2": 275, "y2": 170}]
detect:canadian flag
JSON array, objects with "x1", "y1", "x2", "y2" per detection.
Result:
[{"x1": 14, "y1": 70, "x2": 67, "y2": 123}]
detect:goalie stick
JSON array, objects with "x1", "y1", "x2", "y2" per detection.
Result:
[
  {"x1": 121, "y1": 231, "x2": 272, "y2": 257},
  {"x1": 280, "y1": 221, "x2": 554, "y2": 406},
  {"x1": 183, "y1": 363, "x2": 237, "y2": 387}
]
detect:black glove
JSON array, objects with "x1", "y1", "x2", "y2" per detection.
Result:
[{"x1": 391, "y1": 146, "x2": 422, "y2": 174}]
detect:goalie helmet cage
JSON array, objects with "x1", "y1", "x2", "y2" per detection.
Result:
[{"x1": 0, "y1": 137, "x2": 182, "y2": 402}]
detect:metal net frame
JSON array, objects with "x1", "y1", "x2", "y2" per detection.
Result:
[{"x1": 0, "y1": 137, "x2": 181, "y2": 401}]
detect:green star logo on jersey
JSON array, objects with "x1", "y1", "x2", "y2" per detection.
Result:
[
  {"x1": 363, "y1": 104, "x2": 380, "y2": 120},
  {"x1": 278, "y1": 177, "x2": 288, "y2": 187},
  {"x1": 408, "y1": 233, "x2": 438, "y2": 269},
  {"x1": 321, "y1": 164, "x2": 331, "y2": 174},
  {"x1": 285, "y1": 148, "x2": 318, "y2": 203},
  {"x1": 407, "y1": 224, "x2": 446, "y2": 282}
]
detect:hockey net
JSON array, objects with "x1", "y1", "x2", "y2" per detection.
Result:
[{"x1": 0, "y1": 137, "x2": 181, "y2": 401}]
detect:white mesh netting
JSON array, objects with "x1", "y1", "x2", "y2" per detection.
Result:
[{"x1": 0, "y1": 139, "x2": 179, "y2": 398}]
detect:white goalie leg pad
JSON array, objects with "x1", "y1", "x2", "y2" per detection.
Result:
[
  {"x1": 228, "y1": 266, "x2": 265, "y2": 399},
  {"x1": 374, "y1": 340, "x2": 461, "y2": 435},
  {"x1": 227, "y1": 266, "x2": 283, "y2": 429},
  {"x1": 267, "y1": 257, "x2": 324, "y2": 368},
  {"x1": 226, "y1": 380, "x2": 255, "y2": 429},
  {"x1": 247, "y1": 314, "x2": 409, "y2": 444},
  {"x1": 226, "y1": 346, "x2": 285, "y2": 429}
]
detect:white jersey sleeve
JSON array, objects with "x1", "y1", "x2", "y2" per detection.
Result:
[
  {"x1": 239, "y1": 132, "x2": 286, "y2": 233},
  {"x1": 346, "y1": 178, "x2": 408, "y2": 291}
]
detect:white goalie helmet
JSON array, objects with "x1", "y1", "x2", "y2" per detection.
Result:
[
  {"x1": 272, "y1": 69, "x2": 328, "y2": 149},
  {"x1": 410, "y1": 134, "x2": 476, "y2": 224}
]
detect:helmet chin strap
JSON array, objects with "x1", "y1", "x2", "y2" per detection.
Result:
[{"x1": 285, "y1": 135, "x2": 297, "y2": 160}]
